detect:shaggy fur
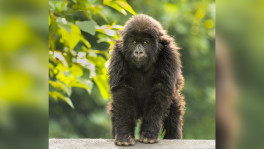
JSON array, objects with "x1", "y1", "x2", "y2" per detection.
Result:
[{"x1": 107, "y1": 14, "x2": 185, "y2": 146}]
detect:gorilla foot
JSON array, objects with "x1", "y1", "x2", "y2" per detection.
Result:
[
  {"x1": 115, "y1": 134, "x2": 135, "y2": 146},
  {"x1": 139, "y1": 131, "x2": 158, "y2": 144}
]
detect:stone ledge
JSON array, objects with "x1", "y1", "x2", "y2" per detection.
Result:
[{"x1": 49, "y1": 139, "x2": 215, "y2": 149}]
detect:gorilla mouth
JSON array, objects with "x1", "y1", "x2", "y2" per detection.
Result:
[
  {"x1": 131, "y1": 57, "x2": 147, "y2": 68},
  {"x1": 134, "y1": 57, "x2": 144, "y2": 62},
  {"x1": 132, "y1": 57, "x2": 147, "y2": 64}
]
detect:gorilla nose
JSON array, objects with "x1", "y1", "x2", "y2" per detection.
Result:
[
  {"x1": 133, "y1": 50, "x2": 144, "y2": 57},
  {"x1": 133, "y1": 45, "x2": 145, "y2": 58}
]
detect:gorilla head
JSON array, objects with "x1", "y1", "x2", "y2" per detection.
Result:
[{"x1": 120, "y1": 14, "x2": 164, "y2": 69}]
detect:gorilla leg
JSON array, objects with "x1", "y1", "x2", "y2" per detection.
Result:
[{"x1": 109, "y1": 87, "x2": 137, "y2": 146}]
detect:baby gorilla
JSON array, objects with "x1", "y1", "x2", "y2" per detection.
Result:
[{"x1": 108, "y1": 14, "x2": 185, "y2": 146}]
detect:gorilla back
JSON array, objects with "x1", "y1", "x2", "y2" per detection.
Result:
[{"x1": 108, "y1": 14, "x2": 185, "y2": 146}]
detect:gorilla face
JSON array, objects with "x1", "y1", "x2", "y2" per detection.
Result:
[{"x1": 123, "y1": 31, "x2": 160, "y2": 69}]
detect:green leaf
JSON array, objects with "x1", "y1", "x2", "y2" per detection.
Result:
[
  {"x1": 97, "y1": 12, "x2": 109, "y2": 23},
  {"x1": 103, "y1": 0, "x2": 127, "y2": 15},
  {"x1": 49, "y1": 80, "x2": 72, "y2": 96},
  {"x1": 103, "y1": 0, "x2": 136, "y2": 15},
  {"x1": 64, "y1": 97, "x2": 75, "y2": 109},
  {"x1": 49, "y1": 63, "x2": 54, "y2": 69},
  {"x1": 87, "y1": 56, "x2": 107, "y2": 74},
  {"x1": 79, "y1": 78, "x2": 93, "y2": 94},
  {"x1": 49, "y1": 91, "x2": 74, "y2": 108},
  {"x1": 116, "y1": 1, "x2": 136, "y2": 15},
  {"x1": 76, "y1": 21, "x2": 97, "y2": 35},
  {"x1": 64, "y1": 85, "x2": 72, "y2": 96},
  {"x1": 59, "y1": 24, "x2": 89, "y2": 49},
  {"x1": 54, "y1": 1, "x2": 68, "y2": 12},
  {"x1": 49, "y1": 92, "x2": 58, "y2": 101},
  {"x1": 57, "y1": 18, "x2": 72, "y2": 33},
  {"x1": 93, "y1": 75, "x2": 110, "y2": 100},
  {"x1": 70, "y1": 64, "x2": 83, "y2": 77},
  {"x1": 69, "y1": 82, "x2": 88, "y2": 89}
]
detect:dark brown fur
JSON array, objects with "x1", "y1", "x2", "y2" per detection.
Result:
[{"x1": 107, "y1": 14, "x2": 185, "y2": 146}]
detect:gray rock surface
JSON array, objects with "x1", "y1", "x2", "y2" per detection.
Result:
[{"x1": 49, "y1": 139, "x2": 215, "y2": 149}]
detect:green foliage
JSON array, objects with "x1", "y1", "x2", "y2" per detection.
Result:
[
  {"x1": 76, "y1": 20, "x2": 97, "y2": 35},
  {"x1": 49, "y1": 0, "x2": 136, "y2": 106}
]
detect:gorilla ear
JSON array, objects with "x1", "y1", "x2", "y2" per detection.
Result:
[
  {"x1": 159, "y1": 34, "x2": 181, "y2": 51},
  {"x1": 159, "y1": 35, "x2": 171, "y2": 46}
]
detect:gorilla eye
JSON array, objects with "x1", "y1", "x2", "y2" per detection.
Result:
[
  {"x1": 143, "y1": 41, "x2": 148, "y2": 44},
  {"x1": 133, "y1": 41, "x2": 137, "y2": 44}
]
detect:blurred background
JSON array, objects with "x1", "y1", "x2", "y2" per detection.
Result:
[
  {"x1": 217, "y1": 0, "x2": 264, "y2": 149},
  {"x1": 0, "y1": 0, "x2": 48, "y2": 149},
  {"x1": 48, "y1": 0, "x2": 215, "y2": 140}
]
